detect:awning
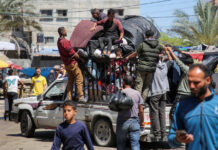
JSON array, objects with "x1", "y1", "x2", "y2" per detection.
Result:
[{"x1": 0, "y1": 42, "x2": 16, "y2": 50}]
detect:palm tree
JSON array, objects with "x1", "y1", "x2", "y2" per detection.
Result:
[
  {"x1": 170, "y1": 0, "x2": 218, "y2": 45},
  {"x1": 0, "y1": 0, "x2": 42, "y2": 58},
  {"x1": 0, "y1": 0, "x2": 42, "y2": 32}
]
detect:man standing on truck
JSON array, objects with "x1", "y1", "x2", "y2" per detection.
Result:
[
  {"x1": 116, "y1": 75, "x2": 144, "y2": 150},
  {"x1": 29, "y1": 68, "x2": 47, "y2": 96},
  {"x1": 90, "y1": 8, "x2": 107, "y2": 21},
  {"x1": 166, "y1": 47, "x2": 193, "y2": 122},
  {"x1": 126, "y1": 30, "x2": 163, "y2": 102},
  {"x1": 57, "y1": 27, "x2": 86, "y2": 102},
  {"x1": 168, "y1": 64, "x2": 218, "y2": 150},
  {"x1": 4, "y1": 69, "x2": 23, "y2": 120},
  {"x1": 90, "y1": 9, "x2": 124, "y2": 55},
  {"x1": 147, "y1": 49, "x2": 173, "y2": 141}
]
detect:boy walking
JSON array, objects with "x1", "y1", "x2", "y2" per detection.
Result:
[{"x1": 51, "y1": 101, "x2": 94, "y2": 150}]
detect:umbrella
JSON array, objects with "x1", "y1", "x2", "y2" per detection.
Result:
[
  {"x1": 0, "y1": 59, "x2": 9, "y2": 68},
  {"x1": 9, "y1": 63, "x2": 22, "y2": 70}
]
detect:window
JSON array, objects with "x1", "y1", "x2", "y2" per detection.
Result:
[
  {"x1": 40, "y1": 10, "x2": 53, "y2": 22},
  {"x1": 44, "y1": 37, "x2": 54, "y2": 43},
  {"x1": 114, "y1": 9, "x2": 124, "y2": 16},
  {"x1": 37, "y1": 33, "x2": 44, "y2": 43},
  {"x1": 44, "y1": 81, "x2": 67, "y2": 101},
  {"x1": 56, "y1": 10, "x2": 68, "y2": 22}
]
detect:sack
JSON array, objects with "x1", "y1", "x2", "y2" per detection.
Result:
[{"x1": 109, "y1": 91, "x2": 133, "y2": 112}]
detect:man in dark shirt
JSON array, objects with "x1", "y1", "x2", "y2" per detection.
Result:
[
  {"x1": 51, "y1": 101, "x2": 94, "y2": 150},
  {"x1": 90, "y1": 9, "x2": 124, "y2": 55},
  {"x1": 57, "y1": 27, "x2": 85, "y2": 102},
  {"x1": 126, "y1": 30, "x2": 163, "y2": 102}
]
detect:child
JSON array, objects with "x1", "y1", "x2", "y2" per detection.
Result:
[
  {"x1": 108, "y1": 48, "x2": 126, "y2": 89},
  {"x1": 51, "y1": 101, "x2": 94, "y2": 150}
]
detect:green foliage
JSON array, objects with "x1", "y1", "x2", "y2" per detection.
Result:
[
  {"x1": 0, "y1": 0, "x2": 42, "y2": 32},
  {"x1": 159, "y1": 33, "x2": 193, "y2": 47},
  {"x1": 169, "y1": 0, "x2": 218, "y2": 45}
]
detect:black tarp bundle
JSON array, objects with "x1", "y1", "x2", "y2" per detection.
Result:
[{"x1": 122, "y1": 15, "x2": 160, "y2": 49}]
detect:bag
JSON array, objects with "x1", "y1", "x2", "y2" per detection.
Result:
[{"x1": 109, "y1": 91, "x2": 133, "y2": 112}]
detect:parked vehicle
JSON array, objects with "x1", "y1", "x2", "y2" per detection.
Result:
[{"x1": 10, "y1": 77, "x2": 172, "y2": 146}]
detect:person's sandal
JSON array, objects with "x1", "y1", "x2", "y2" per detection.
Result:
[{"x1": 79, "y1": 97, "x2": 88, "y2": 103}]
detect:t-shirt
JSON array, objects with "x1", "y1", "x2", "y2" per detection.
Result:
[
  {"x1": 117, "y1": 88, "x2": 143, "y2": 121},
  {"x1": 51, "y1": 121, "x2": 94, "y2": 150},
  {"x1": 5, "y1": 75, "x2": 20, "y2": 93},
  {"x1": 96, "y1": 18, "x2": 124, "y2": 37},
  {"x1": 32, "y1": 75, "x2": 47, "y2": 96}
]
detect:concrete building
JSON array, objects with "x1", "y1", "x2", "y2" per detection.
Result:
[{"x1": 26, "y1": 0, "x2": 140, "y2": 51}]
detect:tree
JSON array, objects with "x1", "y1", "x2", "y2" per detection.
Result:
[
  {"x1": 159, "y1": 33, "x2": 193, "y2": 47},
  {"x1": 0, "y1": 0, "x2": 41, "y2": 58},
  {"x1": 169, "y1": 0, "x2": 218, "y2": 45},
  {"x1": 0, "y1": 0, "x2": 42, "y2": 32}
]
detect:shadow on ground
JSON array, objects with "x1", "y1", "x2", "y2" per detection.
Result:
[{"x1": 7, "y1": 130, "x2": 55, "y2": 142}]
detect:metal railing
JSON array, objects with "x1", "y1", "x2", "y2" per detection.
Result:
[{"x1": 72, "y1": 58, "x2": 137, "y2": 102}]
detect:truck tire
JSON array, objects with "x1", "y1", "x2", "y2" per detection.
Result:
[
  {"x1": 93, "y1": 119, "x2": 115, "y2": 147},
  {"x1": 20, "y1": 111, "x2": 35, "y2": 137}
]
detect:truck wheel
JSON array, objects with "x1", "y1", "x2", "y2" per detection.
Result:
[
  {"x1": 20, "y1": 111, "x2": 35, "y2": 137},
  {"x1": 93, "y1": 119, "x2": 115, "y2": 146}
]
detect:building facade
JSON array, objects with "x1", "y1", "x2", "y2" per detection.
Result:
[{"x1": 26, "y1": 0, "x2": 140, "y2": 50}]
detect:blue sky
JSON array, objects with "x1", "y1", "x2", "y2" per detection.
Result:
[{"x1": 140, "y1": 0, "x2": 198, "y2": 33}]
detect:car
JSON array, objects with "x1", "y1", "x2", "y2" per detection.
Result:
[{"x1": 10, "y1": 77, "x2": 172, "y2": 147}]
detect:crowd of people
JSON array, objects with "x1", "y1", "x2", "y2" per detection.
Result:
[{"x1": 1, "y1": 8, "x2": 217, "y2": 150}]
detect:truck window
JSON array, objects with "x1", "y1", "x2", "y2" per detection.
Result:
[{"x1": 44, "y1": 81, "x2": 67, "y2": 101}]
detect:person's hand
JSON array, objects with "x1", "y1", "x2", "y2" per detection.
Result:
[
  {"x1": 140, "y1": 123, "x2": 145, "y2": 129},
  {"x1": 176, "y1": 132, "x2": 194, "y2": 144},
  {"x1": 90, "y1": 27, "x2": 96, "y2": 32},
  {"x1": 126, "y1": 56, "x2": 129, "y2": 61},
  {"x1": 72, "y1": 53, "x2": 79, "y2": 59},
  {"x1": 167, "y1": 47, "x2": 172, "y2": 52}
]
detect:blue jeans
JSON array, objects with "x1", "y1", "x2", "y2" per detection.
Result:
[{"x1": 116, "y1": 118, "x2": 140, "y2": 150}]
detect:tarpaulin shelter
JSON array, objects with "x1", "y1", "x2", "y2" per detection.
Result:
[
  {"x1": 21, "y1": 67, "x2": 53, "y2": 78},
  {"x1": 31, "y1": 48, "x2": 62, "y2": 67}
]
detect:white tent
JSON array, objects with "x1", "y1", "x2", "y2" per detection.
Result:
[{"x1": 0, "y1": 42, "x2": 16, "y2": 50}]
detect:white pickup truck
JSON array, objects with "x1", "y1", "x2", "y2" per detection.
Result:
[{"x1": 10, "y1": 77, "x2": 171, "y2": 147}]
